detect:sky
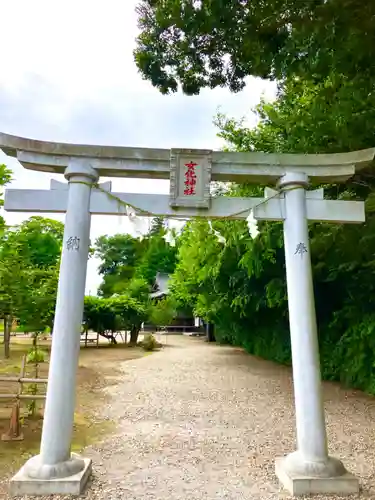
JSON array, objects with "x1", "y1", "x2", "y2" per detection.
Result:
[{"x1": 0, "y1": 0, "x2": 277, "y2": 294}]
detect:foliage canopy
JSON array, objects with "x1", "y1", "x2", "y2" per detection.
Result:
[
  {"x1": 0, "y1": 216, "x2": 63, "y2": 357},
  {"x1": 134, "y1": 0, "x2": 374, "y2": 95},
  {"x1": 169, "y1": 68, "x2": 375, "y2": 393}
]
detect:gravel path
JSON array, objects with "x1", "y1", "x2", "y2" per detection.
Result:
[{"x1": 5, "y1": 335, "x2": 375, "y2": 499}]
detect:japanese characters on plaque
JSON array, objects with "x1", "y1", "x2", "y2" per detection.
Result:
[
  {"x1": 169, "y1": 149, "x2": 212, "y2": 208},
  {"x1": 183, "y1": 161, "x2": 198, "y2": 196}
]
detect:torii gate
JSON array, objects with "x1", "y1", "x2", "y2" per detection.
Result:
[{"x1": 1, "y1": 132, "x2": 374, "y2": 497}]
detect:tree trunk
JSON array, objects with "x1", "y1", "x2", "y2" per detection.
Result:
[
  {"x1": 4, "y1": 316, "x2": 10, "y2": 359},
  {"x1": 130, "y1": 326, "x2": 140, "y2": 346},
  {"x1": 98, "y1": 331, "x2": 117, "y2": 344},
  {"x1": 206, "y1": 323, "x2": 216, "y2": 343}
]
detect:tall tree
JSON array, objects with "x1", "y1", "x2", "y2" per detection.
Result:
[
  {"x1": 0, "y1": 163, "x2": 12, "y2": 356},
  {"x1": 6, "y1": 217, "x2": 64, "y2": 268},
  {"x1": 0, "y1": 217, "x2": 63, "y2": 357},
  {"x1": 216, "y1": 75, "x2": 375, "y2": 155},
  {"x1": 170, "y1": 74, "x2": 375, "y2": 393},
  {"x1": 94, "y1": 234, "x2": 142, "y2": 297},
  {"x1": 134, "y1": 0, "x2": 375, "y2": 95},
  {"x1": 135, "y1": 233, "x2": 177, "y2": 284},
  {"x1": 84, "y1": 293, "x2": 149, "y2": 345},
  {"x1": 148, "y1": 217, "x2": 165, "y2": 236},
  {"x1": 93, "y1": 226, "x2": 178, "y2": 342},
  {"x1": 0, "y1": 163, "x2": 12, "y2": 234},
  {"x1": 95, "y1": 228, "x2": 177, "y2": 296}
]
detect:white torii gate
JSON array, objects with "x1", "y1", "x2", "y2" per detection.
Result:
[{"x1": 1, "y1": 132, "x2": 374, "y2": 497}]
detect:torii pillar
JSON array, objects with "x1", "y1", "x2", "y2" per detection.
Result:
[
  {"x1": 264, "y1": 173, "x2": 358, "y2": 496},
  {"x1": 1, "y1": 133, "x2": 374, "y2": 497},
  {"x1": 12, "y1": 160, "x2": 99, "y2": 496}
]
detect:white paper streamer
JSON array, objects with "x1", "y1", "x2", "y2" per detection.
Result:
[
  {"x1": 213, "y1": 230, "x2": 226, "y2": 244},
  {"x1": 163, "y1": 230, "x2": 176, "y2": 247},
  {"x1": 246, "y1": 209, "x2": 260, "y2": 239},
  {"x1": 162, "y1": 219, "x2": 187, "y2": 247},
  {"x1": 125, "y1": 206, "x2": 149, "y2": 237},
  {"x1": 208, "y1": 221, "x2": 226, "y2": 244},
  {"x1": 168, "y1": 219, "x2": 187, "y2": 235}
]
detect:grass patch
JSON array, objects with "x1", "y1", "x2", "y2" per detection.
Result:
[
  {"x1": 0, "y1": 336, "x2": 148, "y2": 479},
  {"x1": 0, "y1": 344, "x2": 32, "y2": 374}
]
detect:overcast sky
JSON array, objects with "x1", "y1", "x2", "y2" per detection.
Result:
[{"x1": 0, "y1": 0, "x2": 277, "y2": 294}]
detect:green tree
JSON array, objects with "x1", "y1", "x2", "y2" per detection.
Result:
[
  {"x1": 134, "y1": 0, "x2": 374, "y2": 95},
  {"x1": 126, "y1": 277, "x2": 150, "y2": 302},
  {"x1": 95, "y1": 227, "x2": 177, "y2": 296},
  {"x1": 95, "y1": 234, "x2": 140, "y2": 275},
  {"x1": 0, "y1": 163, "x2": 12, "y2": 233},
  {"x1": 0, "y1": 163, "x2": 12, "y2": 356},
  {"x1": 110, "y1": 294, "x2": 149, "y2": 345},
  {"x1": 135, "y1": 0, "x2": 375, "y2": 393},
  {"x1": 95, "y1": 234, "x2": 142, "y2": 297},
  {"x1": 0, "y1": 255, "x2": 26, "y2": 358},
  {"x1": 135, "y1": 232, "x2": 177, "y2": 284},
  {"x1": 215, "y1": 75, "x2": 375, "y2": 157},
  {"x1": 0, "y1": 217, "x2": 63, "y2": 357},
  {"x1": 83, "y1": 296, "x2": 120, "y2": 344},
  {"x1": 84, "y1": 293, "x2": 149, "y2": 345},
  {"x1": 149, "y1": 296, "x2": 177, "y2": 328},
  {"x1": 171, "y1": 216, "x2": 289, "y2": 357},
  {"x1": 93, "y1": 225, "x2": 178, "y2": 342},
  {"x1": 18, "y1": 267, "x2": 59, "y2": 333},
  {"x1": 148, "y1": 216, "x2": 165, "y2": 236},
  {"x1": 6, "y1": 217, "x2": 64, "y2": 268},
  {"x1": 170, "y1": 72, "x2": 375, "y2": 391}
]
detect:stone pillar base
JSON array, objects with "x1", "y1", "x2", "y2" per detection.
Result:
[
  {"x1": 9, "y1": 456, "x2": 91, "y2": 497},
  {"x1": 275, "y1": 457, "x2": 359, "y2": 497}
]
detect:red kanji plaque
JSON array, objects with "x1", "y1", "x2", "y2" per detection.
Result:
[{"x1": 169, "y1": 149, "x2": 212, "y2": 208}]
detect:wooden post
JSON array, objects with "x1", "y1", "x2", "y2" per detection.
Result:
[
  {"x1": 1, "y1": 356, "x2": 26, "y2": 441},
  {"x1": 3, "y1": 315, "x2": 10, "y2": 359},
  {"x1": 0, "y1": 394, "x2": 46, "y2": 400},
  {"x1": 1, "y1": 401, "x2": 23, "y2": 441},
  {"x1": 30, "y1": 355, "x2": 40, "y2": 417}
]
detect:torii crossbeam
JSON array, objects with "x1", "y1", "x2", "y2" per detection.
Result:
[
  {"x1": 1, "y1": 132, "x2": 374, "y2": 498},
  {"x1": 5, "y1": 181, "x2": 366, "y2": 223}
]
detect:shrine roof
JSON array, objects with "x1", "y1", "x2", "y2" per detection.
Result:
[
  {"x1": 150, "y1": 272, "x2": 170, "y2": 299},
  {"x1": 1, "y1": 132, "x2": 374, "y2": 183}
]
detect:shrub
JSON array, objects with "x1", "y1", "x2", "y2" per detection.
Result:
[
  {"x1": 141, "y1": 334, "x2": 160, "y2": 351},
  {"x1": 149, "y1": 297, "x2": 177, "y2": 327},
  {"x1": 27, "y1": 348, "x2": 47, "y2": 364}
]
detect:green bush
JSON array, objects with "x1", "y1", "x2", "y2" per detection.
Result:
[
  {"x1": 27, "y1": 349, "x2": 47, "y2": 364},
  {"x1": 141, "y1": 334, "x2": 160, "y2": 351},
  {"x1": 84, "y1": 294, "x2": 149, "y2": 345},
  {"x1": 149, "y1": 297, "x2": 177, "y2": 327}
]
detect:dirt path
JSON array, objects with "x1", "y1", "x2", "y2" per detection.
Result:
[{"x1": 8, "y1": 335, "x2": 375, "y2": 499}]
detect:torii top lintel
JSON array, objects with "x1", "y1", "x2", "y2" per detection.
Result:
[{"x1": 0, "y1": 132, "x2": 374, "y2": 184}]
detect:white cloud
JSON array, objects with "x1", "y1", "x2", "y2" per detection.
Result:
[{"x1": 0, "y1": 0, "x2": 277, "y2": 294}]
